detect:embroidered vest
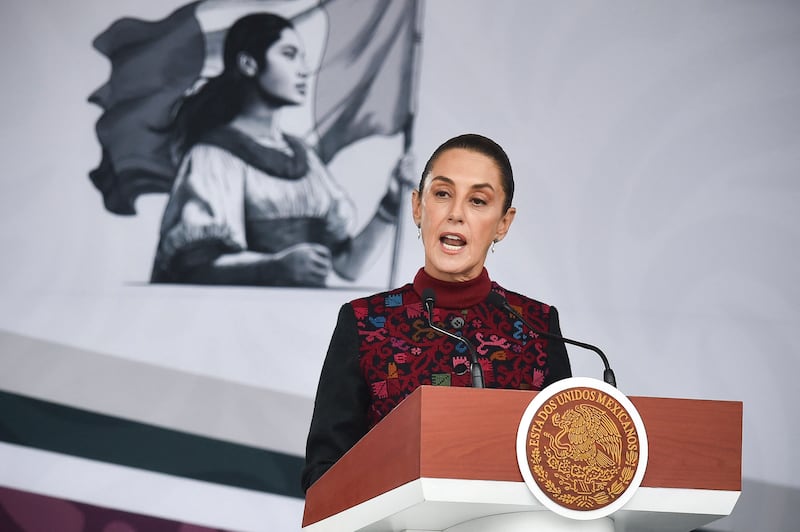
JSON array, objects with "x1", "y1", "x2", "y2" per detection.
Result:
[{"x1": 352, "y1": 273, "x2": 553, "y2": 428}]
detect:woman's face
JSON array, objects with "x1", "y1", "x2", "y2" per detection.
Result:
[
  {"x1": 412, "y1": 148, "x2": 516, "y2": 283},
  {"x1": 257, "y1": 28, "x2": 309, "y2": 106}
]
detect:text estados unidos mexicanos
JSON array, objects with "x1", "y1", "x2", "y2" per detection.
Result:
[{"x1": 528, "y1": 388, "x2": 638, "y2": 458}]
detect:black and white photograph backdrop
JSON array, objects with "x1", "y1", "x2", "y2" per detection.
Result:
[{"x1": 1, "y1": 1, "x2": 798, "y2": 530}]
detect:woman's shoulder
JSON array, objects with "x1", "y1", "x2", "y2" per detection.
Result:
[
  {"x1": 293, "y1": 136, "x2": 332, "y2": 175},
  {"x1": 189, "y1": 127, "x2": 312, "y2": 179},
  {"x1": 286, "y1": 134, "x2": 321, "y2": 160},
  {"x1": 349, "y1": 282, "x2": 418, "y2": 311},
  {"x1": 174, "y1": 142, "x2": 249, "y2": 187},
  {"x1": 182, "y1": 139, "x2": 248, "y2": 168},
  {"x1": 490, "y1": 281, "x2": 554, "y2": 313}
]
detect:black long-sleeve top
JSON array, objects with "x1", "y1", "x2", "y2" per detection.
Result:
[{"x1": 301, "y1": 268, "x2": 572, "y2": 492}]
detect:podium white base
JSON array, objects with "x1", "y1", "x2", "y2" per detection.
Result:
[
  {"x1": 443, "y1": 511, "x2": 613, "y2": 532},
  {"x1": 303, "y1": 478, "x2": 740, "y2": 532}
]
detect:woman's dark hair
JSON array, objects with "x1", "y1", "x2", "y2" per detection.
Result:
[
  {"x1": 419, "y1": 133, "x2": 515, "y2": 213},
  {"x1": 170, "y1": 13, "x2": 293, "y2": 155}
]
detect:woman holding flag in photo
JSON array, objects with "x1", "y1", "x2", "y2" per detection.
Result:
[
  {"x1": 90, "y1": 1, "x2": 423, "y2": 287},
  {"x1": 150, "y1": 12, "x2": 414, "y2": 286}
]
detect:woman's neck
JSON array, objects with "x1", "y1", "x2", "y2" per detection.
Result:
[
  {"x1": 230, "y1": 98, "x2": 285, "y2": 146},
  {"x1": 412, "y1": 267, "x2": 492, "y2": 308}
]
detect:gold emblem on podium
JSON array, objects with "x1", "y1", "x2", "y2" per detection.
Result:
[{"x1": 517, "y1": 377, "x2": 648, "y2": 520}]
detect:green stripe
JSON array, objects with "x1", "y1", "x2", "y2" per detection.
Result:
[{"x1": 0, "y1": 390, "x2": 305, "y2": 499}]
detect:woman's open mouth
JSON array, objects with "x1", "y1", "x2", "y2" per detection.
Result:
[{"x1": 440, "y1": 233, "x2": 466, "y2": 251}]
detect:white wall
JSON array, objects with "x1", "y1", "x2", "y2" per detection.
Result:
[{"x1": 1, "y1": 1, "x2": 798, "y2": 530}]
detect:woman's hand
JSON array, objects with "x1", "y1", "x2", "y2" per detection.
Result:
[
  {"x1": 376, "y1": 152, "x2": 416, "y2": 224},
  {"x1": 258, "y1": 243, "x2": 332, "y2": 286},
  {"x1": 391, "y1": 151, "x2": 417, "y2": 194}
]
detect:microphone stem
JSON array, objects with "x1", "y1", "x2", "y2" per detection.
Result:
[
  {"x1": 470, "y1": 359, "x2": 485, "y2": 389},
  {"x1": 424, "y1": 301, "x2": 485, "y2": 389},
  {"x1": 501, "y1": 302, "x2": 617, "y2": 388}
]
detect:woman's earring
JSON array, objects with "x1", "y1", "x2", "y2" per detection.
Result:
[
  {"x1": 491, "y1": 239, "x2": 497, "y2": 253},
  {"x1": 417, "y1": 226, "x2": 421, "y2": 239}
]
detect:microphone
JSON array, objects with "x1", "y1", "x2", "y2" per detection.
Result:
[
  {"x1": 486, "y1": 291, "x2": 617, "y2": 387},
  {"x1": 422, "y1": 288, "x2": 485, "y2": 389}
]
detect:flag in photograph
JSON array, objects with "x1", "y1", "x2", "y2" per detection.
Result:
[
  {"x1": 88, "y1": 2, "x2": 206, "y2": 215},
  {"x1": 313, "y1": 0, "x2": 422, "y2": 163},
  {"x1": 88, "y1": 0, "x2": 423, "y2": 214}
]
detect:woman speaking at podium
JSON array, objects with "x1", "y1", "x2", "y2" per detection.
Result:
[{"x1": 302, "y1": 133, "x2": 572, "y2": 492}]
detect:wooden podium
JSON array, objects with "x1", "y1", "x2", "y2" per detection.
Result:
[{"x1": 302, "y1": 386, "x2": 742, "y2": 532}]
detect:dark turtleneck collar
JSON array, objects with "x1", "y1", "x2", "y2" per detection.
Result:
[{"x1": 412, "y1": 267, "x2": 492, "y2": 309}]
